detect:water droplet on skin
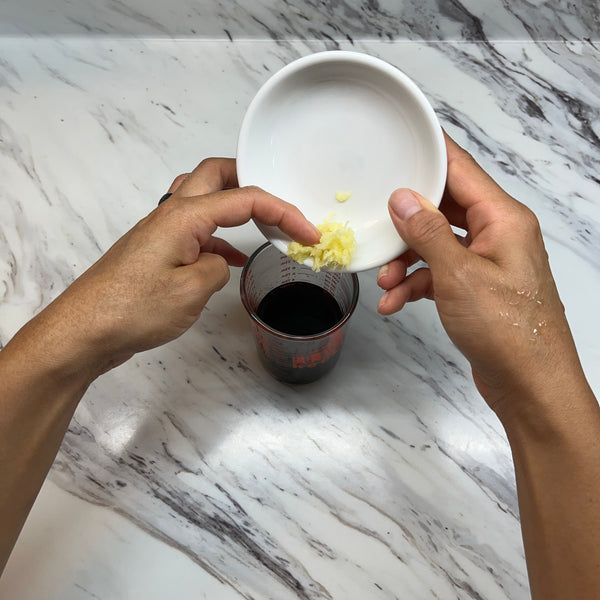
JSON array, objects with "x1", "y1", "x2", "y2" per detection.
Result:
[
  {"x1": 501, "y1": 290, "x2": 545, "y2": 335},
  {"x1": 515, "y1": 289, "x2": 543, "y2": 303},
  {"x1": 531, "y1": 320, "x2": 547, "y2": 337}
]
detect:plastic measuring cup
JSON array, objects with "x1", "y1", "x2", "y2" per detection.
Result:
[{"x1": 240, "y1": 243, "x2": 359, "y2": 384}]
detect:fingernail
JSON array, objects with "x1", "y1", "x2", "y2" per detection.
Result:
[
  {"x1": 377, "y1": 264, "x2": 389, "y2": 286},
  {"x1": 377, "y1": 291, "x2": 389, "y2": 313},
  {"x1": 389, "y1": 189, "x2": 422, "y2": 220}
]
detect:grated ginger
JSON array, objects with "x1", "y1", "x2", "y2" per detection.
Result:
[
  {"x1": 287, "y1": 217, "x2": 356, "y2": 272},
  {"x1": 335, "y1": 191, "x2": 352, "y2": 203}
]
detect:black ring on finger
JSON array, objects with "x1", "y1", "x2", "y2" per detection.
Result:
[{"x1": 158, "y1": 192, "x2": 173, "y2": 205}]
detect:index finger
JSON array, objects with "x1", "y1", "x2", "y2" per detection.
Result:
[
  {"x1": 444, "y1": 132, "x2": 514, "y2": 211},
  {"x1": 444, "y1": 133, "x2": 528, "y2": 240},
  {"x1": 182, "y1": 186, "x2": 321, "y2": 247},
  {"x1": 439, "y1": 190, "x2": 467, "y2": 230}
]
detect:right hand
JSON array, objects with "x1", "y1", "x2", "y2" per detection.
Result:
[{"x1": 377, "y1": 134, "x2": 586, "y2": 414}]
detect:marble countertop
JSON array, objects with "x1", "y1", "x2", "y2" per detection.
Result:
[{"x1": 0, "y1": 2, "x2": 599, "y2": 599}]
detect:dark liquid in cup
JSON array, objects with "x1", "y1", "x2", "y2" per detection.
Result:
[{"x1": 257, "y1": 282, "x2": 342, "y2": 336}]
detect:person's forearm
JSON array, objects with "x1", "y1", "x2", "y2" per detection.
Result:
[
  {"x1": 0, "y1": 306, "x2": 101, "y2": 574},
  {"x1": 496, "y1": 374, "x2": 600, "y2": 600}
]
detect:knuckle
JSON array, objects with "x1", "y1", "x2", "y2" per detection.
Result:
[
  {"x1": 241, "y1": 184, "x2": 262, "y2": 195},
  {"x1": 194, "y1": 157, "x2": 222, "y2": 181},
  {"x1": 171, "y1": 173, "x2": 188, "y2": 188},
  {"x1": 510, "y1": 203, "x2": 541, "y2": 238},
  {"x1": 199, "y1": 156, "x2": 219, "y2": 169},
  {"x1": 520, "y1": 206, "x2": 541, "y2": 232},
  {"x1": 408, "y1": 210, "x2": 449, "y2": 244},
  {"x1": 156, "y1": 195, "x2": 182, "y2": 220}
]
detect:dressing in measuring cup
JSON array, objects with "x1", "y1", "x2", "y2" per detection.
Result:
[{"x1": 240, "y1": 243, "x2": 359, "y2": 384}]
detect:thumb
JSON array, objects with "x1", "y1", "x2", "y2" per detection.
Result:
[{"x1": 388, "y1": 188, "x2": 463, "y2": 270}]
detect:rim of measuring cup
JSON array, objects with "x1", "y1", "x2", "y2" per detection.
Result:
[{"x1": 240, "y1": 242, "x2": 360, "y2": 341}]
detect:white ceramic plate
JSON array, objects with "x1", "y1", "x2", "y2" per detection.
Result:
[{"x1": 237, "y1": 51, "x2": 447, "y2": 272}]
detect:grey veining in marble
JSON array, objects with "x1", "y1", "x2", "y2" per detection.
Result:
[
  {"x1": 0, "y1": 0, "x2": 598, "y2": 41},
  {"x1": 0, "y1": 29, "x2": 599, "y2": 600}
]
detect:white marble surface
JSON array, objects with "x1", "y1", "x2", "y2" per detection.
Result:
[
  {"x1": 0, "y1": 24, "x2": 599, "y2": 600},
  {"x1": 1, "y1": 0, "x2": 598, "y2": 41}
]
